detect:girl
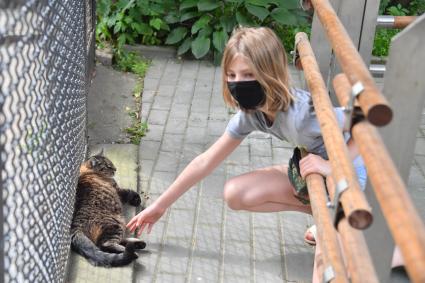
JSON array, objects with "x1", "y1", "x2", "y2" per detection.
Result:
[{"x1": 127, "y1": 27, "x2": 367, "y2": 282}]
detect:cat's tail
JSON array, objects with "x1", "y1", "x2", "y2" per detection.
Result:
[{"x1": 71, "y1": 231, "x2": 138, "y2": 267}]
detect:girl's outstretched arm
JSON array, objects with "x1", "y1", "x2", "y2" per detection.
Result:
[{"x1": 127, "y1": 132, "x2": 242, "y2": 235}]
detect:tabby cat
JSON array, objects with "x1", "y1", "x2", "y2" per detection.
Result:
[{"x1": 70, "y1": 150, "x2": 146, "y2": 267}]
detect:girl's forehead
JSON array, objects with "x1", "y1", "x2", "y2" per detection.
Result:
[{"x1": 228, "y1": 54, "x2": 252, "y2": 71}]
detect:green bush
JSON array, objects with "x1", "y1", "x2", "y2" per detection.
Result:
[
  {"x1": 96, "y1": 0, "x2": 311, "y2": 64},
  {"x1": 373, "y1": 0, "x2": 425, "y2": 57}
]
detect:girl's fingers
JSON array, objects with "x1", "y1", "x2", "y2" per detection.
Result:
[{"x1": 137, "y1": 222, "x2": 148, "y2": 237}]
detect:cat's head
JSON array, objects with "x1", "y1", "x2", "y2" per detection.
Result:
[{"x1": 80, "y1": 149, "x2": 117, "y2": 177}]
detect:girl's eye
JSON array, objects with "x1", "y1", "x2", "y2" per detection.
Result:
[
  {"x1": 227, "y1": 73, "x2": 235, "y2": 79},
  {"x1": 245, "y1": 73, "x2": 254, "y2": 78}
]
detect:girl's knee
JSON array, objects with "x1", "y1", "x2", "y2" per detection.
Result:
[{"x1": 223, "y1": 179, "x2": 244, "y2": 210}]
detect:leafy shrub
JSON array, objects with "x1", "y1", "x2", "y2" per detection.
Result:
[
  {"x1": 96, "y1": 0, "x2": 311, "y2": 64},
  {"x1": 373, "y1": 0, "x2": 424, "y2": 57},
  {"x1": 163, "y1": 0, "x2": 310, "y2": 64}
]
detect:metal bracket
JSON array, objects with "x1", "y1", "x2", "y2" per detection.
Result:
[
  {"x1": 290, "y1": 48, "x2": 302, "y2": 70},
  {"x1": 322, "y1": 265, "x2": 335, "y2": 283},
  {"x1": 327, "y1": 179, "x2": 349, "y2": 227},
  {"x1": 342, "y1": 81, "x2": 364, "y2": 131}
]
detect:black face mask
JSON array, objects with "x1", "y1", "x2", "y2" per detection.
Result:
[{"x1": 227, "y1": 80, "x2": 266, "y2": 110}]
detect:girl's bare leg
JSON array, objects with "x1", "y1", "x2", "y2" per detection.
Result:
[{"x1": 223, "y1": 164, "x2": 311, "y2": 214}]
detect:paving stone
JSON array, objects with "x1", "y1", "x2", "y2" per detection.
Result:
[
  {"x1": 147, "y1": 109, "x2": 169, "y2": 125},
  {"x1": 191, "y1": 98, "x2": 210, "y2": 114},
  {"x1": 250, "y1": 156, "x2": 273, "y2": 170},
  {"x1": 227, "y1": 145, "x2": 250, "y2": 166},
  {"x1": 201, "y1": 174, "x2": 226, "y2": 199},
  {"x1": 161, "y1": 133, "x2": 184, "y2": 152},
  {"x1": 197, "y1": 198, "x2": 224, "y2": 225},
  {"x1": 250, "y1": 138, "x2": 273, "y2": 156},
  {"x1": 169, "y1": 103, "x2": 191, "y2": 120},
  {"x1": 166, "y1": 209, "x2": 196, "y2": 239},
  {"x1": 272, "y1": 147, "x2": 293, "y2": 165},
  {"x1": 189, "y1": 257, "x2": 220, "y2": 283},
  {"x1": 140, "y1": 159, "x2": 154, "y2": 181},
  {"x1": 184, "y1": 126, "x2": 207, "y2": 145},
  {"x1": 150, "y1": 171, "x2": 176, "y2": 195},
  {"x1": 253, "y1": 226, "x2": 285, "y2": 283},
  {"x1": 165, "y1": 118, "x2": 187, "y2": 135},
  {"x1": 155, "y1": 273, "x2": 186, "y2": 283},
  {"x1": 158, "y1": 237, "x2": 191, "y2": 273},
  {"x1": 157, "y1": 84, "x2": 176, "y2": 97},
  {"x1": 142, "y1": 124, "x2": 164, "y2": 141},
  {"x1": 141, "y1": 90, "x2": 156, "y2": 103},
  {"x1": 225, "y1": 210, "x2": 251, "y2": 242},
  {"x1": 151, "y1": 95, "x2": 173, "y2": 110},
  {"x1": 223, "y1": 240, "x2": 252, "y2": 278},
  {"x1": 139, "y1": 140, "x2": 160, "y2": 160},
  {"x1": 173, "y1": 188, "x2": 199, "y2": 210},
  {"x1": 193, "y1": 223, "x2": 222, "y2": 256}
]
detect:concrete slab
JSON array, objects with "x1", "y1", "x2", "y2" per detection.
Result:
[
  {"x1": 66, "y1": 144, "x2": 141, "y2": 283},
  {"x1": 87, "y1": 64, "x2": 138, "y2": 146}
]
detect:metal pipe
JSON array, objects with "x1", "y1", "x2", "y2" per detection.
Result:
[
  {"x1": 333, "y1": 73, "x2": 425, "y2": 283},
  {"x1": 295, "y1": 32, "x2": 373, "y2": 229},
  {"x1": 377, "y1": 15, "x2": 418, "y2": 29},
  {"x1": 369, "y1": 64, "x2": 386, "y2": 77},
  {"x1": 310, "y1": 0, "x2": 393, "y2": 126}
]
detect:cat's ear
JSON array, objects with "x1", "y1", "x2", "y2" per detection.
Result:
[
  {"x1": 90, "y1": 157, "x2": 97, "y2": 168},
  {"x1": 95, "y1": 148, "x2": 104, "y2": 156}
]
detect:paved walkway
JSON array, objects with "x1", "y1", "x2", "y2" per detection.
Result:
[{"x1": 67, "y1": 54, "x2": 425, "y2": 282}]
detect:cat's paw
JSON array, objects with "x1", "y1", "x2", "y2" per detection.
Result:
[
  {"x1": 128, "y1": 192, "x2": 142, "y2": 207},
  {"x1": 125, "y1": 238, "x2": 147, "y2": 250}
]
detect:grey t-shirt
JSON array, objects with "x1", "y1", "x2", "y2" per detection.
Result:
[{"x1": 226, "y1": 87, "x2": 363, "y2": 166}]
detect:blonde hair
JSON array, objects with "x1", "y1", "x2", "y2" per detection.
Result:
[{"x1": 221, "y1": 27, "x2": 293, "y2": 112}]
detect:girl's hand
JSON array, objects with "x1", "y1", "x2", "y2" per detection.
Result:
[
  {"x1": 299, "y1": 153, "x2": 331, "y2": 178},
  {"x1": 126, "y1": 202, "x2": 166, "y2": 237}
]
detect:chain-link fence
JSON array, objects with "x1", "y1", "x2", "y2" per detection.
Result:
[{"x1": 0, "y1": 0, "x2": 95, "y2": 281}]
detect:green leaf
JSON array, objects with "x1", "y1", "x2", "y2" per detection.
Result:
[
  {"x1": 114, "y1": 21, "x2": 123, "y2": 33},
  {"x1": 279, "y1": 0, "x2": 300, "y2": 9},
  {"x1": 197, "y1": 0, "x2": 220, "y2": 11},
  {"x1": 124, "y1": 16, "x2": 133, "y2": 24},
  {"x1": 131, "y1": 22, "x2": 153, "y2": 35},
  {"x1": 117, "y1": 33, "x2": 127, "y2": 47},
  {"x1": 245, "y1": 4, "x2": 269, "y2": 21},
  {"x1": 191, "y1": 36, "x2": 211, "y2": 58},
  {"x1": 220, "y1": 15, "x2": 236, "y2": 32},
  {"x1": 198, "y1": 26, "x2": 213, "y2": 37},
  {"x1": 180, "y1": 0, "x2": 198, "y2": 10},
  {"x1": 191, "y1": 15, "x2": 211, "y2": 34},
  {"x1": 165, "y1": 27, "x2": 188, "y2": 44},
  {"x1": 213, "y1": 30, "x2": 228, "y2": 53},
  {"x1": 180, "y1": 11, "x2": 200, "y2": 22},
  {"x1": 177, "y1": 37, "x2": 192, "y2": 55},
  {"x1": 271, "y1": 7, "x2": 298, "y2": 25},
  {"x1": 149, "y1": 18, "x2": 162, "y2": 30},
  {"x1": 236, "y1": 11, "x2": 254, "y2": 26},
  {"x1": 246, "y1": 0, "x2": 269, "y2": 8},
  {"x1": 164, "y1": 13, "x2": 180, "y2": 24},
  {"x1": 213, "y1": 50, "x2": 223, "y2": 66}
]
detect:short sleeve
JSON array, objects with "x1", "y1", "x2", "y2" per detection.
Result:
[
  {"x1": 225, "y1": 110, "x2": 254, "y2": 139},
  {"x1": 334, "y1": 107, "x2": 346, "y2": 131}
]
